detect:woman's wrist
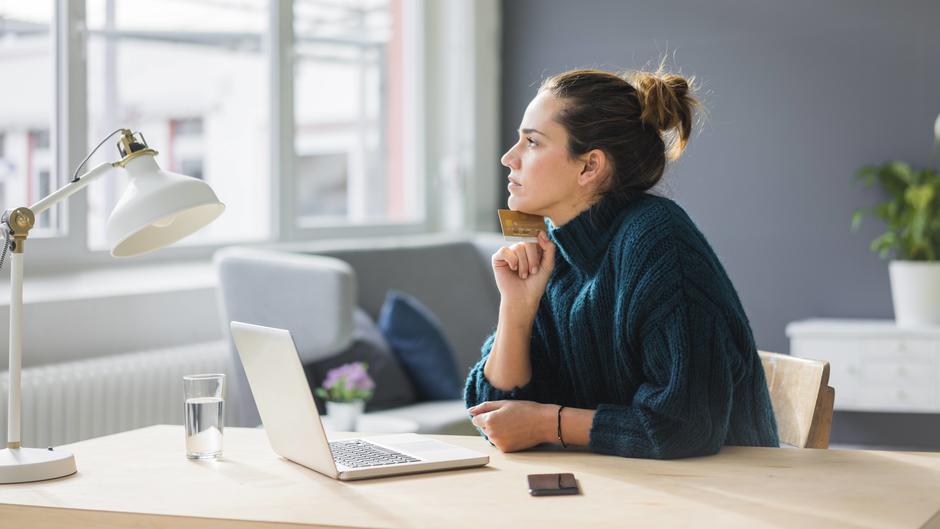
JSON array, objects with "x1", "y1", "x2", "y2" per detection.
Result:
[
  {"x1": 540, "y1": 403, "x2": 561, "y2": 445},
  {"x1": 499, "y1": 300, "x2": 538, "y2": 327}
]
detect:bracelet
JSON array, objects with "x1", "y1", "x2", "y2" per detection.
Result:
[{"x1": 557, "y1": 405, "x2": 567, "y2": 448}]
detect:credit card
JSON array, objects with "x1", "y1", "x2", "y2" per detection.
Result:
[{"x1": 497, "y1": 209, "x2": 546, "y2": 243}]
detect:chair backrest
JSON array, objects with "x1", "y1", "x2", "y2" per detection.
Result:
[{"x1": 758, "y1": 351, "x2": 835, "y2": 449}]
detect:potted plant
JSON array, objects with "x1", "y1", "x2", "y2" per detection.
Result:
[
  {"x1": 314, "y1": 362, "x2": 375, "y2": 431},
  {"x1": 851, "y1": 113, "x2": 940, "y2": 326}
]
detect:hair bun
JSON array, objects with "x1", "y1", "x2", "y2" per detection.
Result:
[
  {"x1": 627, "y1": 66, "x2": 697, "y2": 160},
  {"x1": 630, "y1": 72, "x2": 687, "y2": 130}
]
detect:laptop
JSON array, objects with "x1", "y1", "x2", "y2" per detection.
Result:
[{"x1": 229, "y1": 321, "x2": 490, "y2": 481}]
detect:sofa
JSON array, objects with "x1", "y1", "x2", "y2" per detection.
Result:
[{"x1": 214, "y1": 232, "x2": 506, "y2": 435}]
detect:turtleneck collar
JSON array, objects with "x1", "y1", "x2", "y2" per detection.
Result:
[{"x1": 547, "y1": 192, "x2": 645, "y2": 273}]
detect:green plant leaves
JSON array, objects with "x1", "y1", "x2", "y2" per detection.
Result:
[
  {"x1": 853, "y1": 161, "x2": 940, "y2": 261},
  {"x1": 870, "y1": 232, "x2": 896, "y2": 259},
  {"x1": 851, "y1": 208, "x2": 865, "y2": 231}
]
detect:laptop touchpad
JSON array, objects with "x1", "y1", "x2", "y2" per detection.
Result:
[{"x1": 383, "y1": 440, "x2": 466, "y2": 458}]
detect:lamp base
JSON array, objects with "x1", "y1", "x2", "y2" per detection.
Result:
[{"x1": 0, "y1": 446, "x2": 77, "y2": 484}]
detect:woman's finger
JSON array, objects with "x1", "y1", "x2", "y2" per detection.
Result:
[
  {"x1": 468, "y1": 400, "x2": 503, "y2": 415},
  {"x1": 537, "y1": 231, "x2": 555, "y2": 271},
  {"x1": 471, "y1": 412, "x2": 492, "y2": 429},
  {"x1": 493, "y1": 246, "x2": 519, "y2": 271},
  {"x1": 513, "y1": 244, "x2": 530, "y2": 279},
  {"x1": 523, "y1": 241, "x2": 541, "y2": 276}
]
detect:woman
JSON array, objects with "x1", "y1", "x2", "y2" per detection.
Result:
[{"x1": 464, "y1": 65, "x2": 779, "y2": 459}]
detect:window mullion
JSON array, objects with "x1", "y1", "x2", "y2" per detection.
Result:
[
  {"x1": 55, "y1": 0, "x2": 88, "y2": 256},
  {"x1": 470, "y1": 0, "x2": 501, "y2": 233},
  {"x1": 271, "y1": 0, "x2": 294, "y2": 242}
]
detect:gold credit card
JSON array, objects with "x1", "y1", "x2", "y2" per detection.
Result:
[{"x1": 497, "y1": 209, "x2": 546, "y2": 242}]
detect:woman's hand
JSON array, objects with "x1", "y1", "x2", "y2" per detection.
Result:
[
  {"x1": 468, "y1": 400, "x2": 556, "y2": 452},
  {"x1": 492, "y1": 231, "x2": 556, "y2": 317}
]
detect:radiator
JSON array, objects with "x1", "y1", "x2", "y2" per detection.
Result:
[{"x1": 0, "y1": 340, "x2": 232, "y2": 449}]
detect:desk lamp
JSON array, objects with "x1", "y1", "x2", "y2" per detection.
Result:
[{"x1": 0, "y1": 128, "x2": 225, "y2": 483}]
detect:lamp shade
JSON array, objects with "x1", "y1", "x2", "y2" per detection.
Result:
[{"x1": 106, "y1": 154, "x2": 225, "y2": 257}]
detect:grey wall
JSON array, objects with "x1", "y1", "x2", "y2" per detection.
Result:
[
  {"x1": 500, "y1": 0, "x2": 940, "y2": 448},
  {"x1": 500, "y1": 0, "x2": 940, "y2": 355}
]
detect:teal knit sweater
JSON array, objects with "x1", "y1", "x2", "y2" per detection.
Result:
[{"x1": 464, "y1": 192, "x2": 779, "y2": 459}]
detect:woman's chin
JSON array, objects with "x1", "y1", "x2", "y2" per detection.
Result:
[{"x1": 507, "y1": 196, "x2": 541, "y2": 216}]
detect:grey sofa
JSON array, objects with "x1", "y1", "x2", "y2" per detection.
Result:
[{"x1": 214, "y1": 232, "x2": 505, "y2": 435}]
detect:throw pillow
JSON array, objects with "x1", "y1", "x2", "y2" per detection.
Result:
[
  {"x1": 304, "y1": 308, "x2": 418, "y2": 413},
  {"x1": 377, "y1": 290, "x2": 462, "y2": 400}
]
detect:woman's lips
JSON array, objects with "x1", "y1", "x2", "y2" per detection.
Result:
[{"x1": 508, "y1": 178, "x2": 522, "y2": 192}]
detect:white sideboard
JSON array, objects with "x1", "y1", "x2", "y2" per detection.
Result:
[{"x1": 786, "y1": 319, "x2": 940, "y2": 413}]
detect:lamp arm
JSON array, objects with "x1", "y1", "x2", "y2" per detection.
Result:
[
  {"x1": 30, "y1": 161, "x2": 116, "y2": 217},
  {"x1": 4, "y1": 162, "x2": 115, "y2": 448}
]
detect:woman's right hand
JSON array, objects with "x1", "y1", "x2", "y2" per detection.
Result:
[{"x1": 491, "y1": 231, "x2": 556, "y2": 317}]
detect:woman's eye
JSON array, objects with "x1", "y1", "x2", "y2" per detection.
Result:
[{"x1": 526, "y1": 137, "x2": 537, "y2": 147}]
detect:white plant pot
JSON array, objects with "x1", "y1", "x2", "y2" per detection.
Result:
[
  {"x1": 889, "y1": 260, "x2": 940, "y2": 327},
  {"x1": 325, "y1": 400, "x2": 365, "y2": 431}
]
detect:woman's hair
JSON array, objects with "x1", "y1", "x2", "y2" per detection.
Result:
[{"x1": 539, "y1": 60, "x2": 700, "y2": 201}]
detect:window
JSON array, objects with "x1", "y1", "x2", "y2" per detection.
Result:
[
  {"x1": 0, "y1": 3, "x2": 63, "y2": 237},
  {"x1": 84, "y1": 0, "x2": 271, "y2": 250},
  {"x1": 0, "y1": 0, "x2": 434, "y2": 267},
  {"x1": 295, "y1": 152, "x2": 349, "y2": 217},
  {"x1": 293, "y1": 0, "x2": 419, "y2": 227},
  {"x1": 170, "y1": 117, "x2": 206, "y2": 180}
]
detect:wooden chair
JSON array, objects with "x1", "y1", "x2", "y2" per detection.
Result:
[{"x1": 757, "y1": 351, "x2": 835, "y2": 449}]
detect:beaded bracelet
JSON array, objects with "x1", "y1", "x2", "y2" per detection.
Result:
[{"x1": 557, "y1": 405, "x2": 567, "y2": 448}]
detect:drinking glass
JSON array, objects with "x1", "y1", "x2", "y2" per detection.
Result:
[{"x1": 183, "y1": 373, "x2": 225, "y2": 459}]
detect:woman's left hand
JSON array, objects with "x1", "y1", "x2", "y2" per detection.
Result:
[{"x1": 468, "y1": 400, "x2": 555, "y2": 452}]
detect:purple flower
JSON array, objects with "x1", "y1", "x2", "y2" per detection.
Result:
[{"x1": 316, "y1": 362, "x2": 375, "y2": 402}]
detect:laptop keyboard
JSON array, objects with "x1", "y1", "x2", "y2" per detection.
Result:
[{"x1": 329, "y1": 439, "x2": 422, "y2": 468}]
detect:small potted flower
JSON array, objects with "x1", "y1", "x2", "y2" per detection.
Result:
[{"x1": 314, "y1": 362, "x2": 375, "y2": 431}]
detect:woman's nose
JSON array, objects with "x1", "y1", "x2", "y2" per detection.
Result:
[{"x1": 500, "y1": 146, "x2": 517, "y2": 169}]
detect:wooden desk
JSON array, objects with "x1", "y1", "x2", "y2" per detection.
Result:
[{"x1": 2, "y1": 425, "x2": 939, "y2": 529}]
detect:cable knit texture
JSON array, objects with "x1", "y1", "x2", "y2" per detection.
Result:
[{"x1": 464, "y1": 192, "x2": 779, "y2": 459}]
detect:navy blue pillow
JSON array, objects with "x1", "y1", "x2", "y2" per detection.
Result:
[{"x1": 377, "y1": 290, "x2": 462, "y2": 400}]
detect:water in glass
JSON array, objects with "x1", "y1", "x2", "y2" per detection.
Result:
[{"x1": 185, "y1": 396, "x2": 224, "y2": 459}]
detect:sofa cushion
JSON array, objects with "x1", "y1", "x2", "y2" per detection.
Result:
[
  {"x1": 378, "y1": 290, "x2": 463, "y2": 401},
  {"x1": 304, "y1": 308, "x2": 418, "y2": 414}
]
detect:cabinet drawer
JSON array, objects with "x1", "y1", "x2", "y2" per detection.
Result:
[
  {"x1": 855, "y1": 385, "x2": 937, "y2": 412},
  {"x1": 860, "y1": 358, "x2": 937, "y2": 387},
  {"x1": 790, "y1": 338, "x2": 861, "y2": 360},
  {"x1": 862, "y1": 338, "x2": 938, "y2": 356}
]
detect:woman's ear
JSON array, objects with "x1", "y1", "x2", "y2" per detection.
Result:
[{"x1": 577, "y1": 149, "x2": 609, "y2": 188}]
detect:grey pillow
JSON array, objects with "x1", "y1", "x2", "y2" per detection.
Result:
[{"x1": 304, "y1": 308, "x2": 418, "y2": 413}]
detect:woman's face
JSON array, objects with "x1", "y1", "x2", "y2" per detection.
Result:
[{"x1": 501, "y1": 92, "x2": 588, "y2": 225}]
